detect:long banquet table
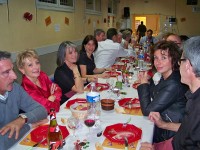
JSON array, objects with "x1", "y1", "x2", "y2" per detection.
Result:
[{"x1": 10, "y1": 76, "x2": 154, "y2": 150}]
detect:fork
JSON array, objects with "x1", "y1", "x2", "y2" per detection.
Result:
[
  {"x1": 123, "y1": 117, "x2": 131, "y2": 128},
  {"x1": 26, "y1": 138, "x2": 46, "y2": 150}
]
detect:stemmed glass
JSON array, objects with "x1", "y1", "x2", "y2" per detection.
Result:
[
  {"x1": 67, "y1": 116, "x2": 79, "y2": 138},
  {"x1": 106, "y1": 78, "x2": 114, "y2": 91},
  {"x1": 84, "y1": 109, "x2": 96, "y2": 138}
]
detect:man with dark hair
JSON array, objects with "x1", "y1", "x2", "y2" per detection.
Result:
[
  {"x1": 139, "y1": 29, "x2": 158, "y2": 46},
  {"x1": 94, "y1": 28, "x2": 134, "y2": 68},
  {"x1": 137, "y1": 21, "x2": 147, "y2": 43},
  {"x1": 94, "y1": 29, "x2": 106, "y2": 42},
  {"x1": 0, "y1": 51, "x2": 47, "y2": 150}
]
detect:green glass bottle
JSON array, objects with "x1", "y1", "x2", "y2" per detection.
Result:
[{"x1": 48, "y1": 108, "x2": 64, "y2": 150}]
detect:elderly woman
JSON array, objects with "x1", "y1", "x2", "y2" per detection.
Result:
[
  {"x1": 54, "y1": 41, "x2": 86, "y2": 105},
  {"x1": 137, "y1": 41, "x2": 188, "y2": 143},
  {"x1": 78, "y1": 35, "x2": 110, "y2": 80},
  {"x1": 16, "y1": 49, "x2": 62, "y2": 113}
]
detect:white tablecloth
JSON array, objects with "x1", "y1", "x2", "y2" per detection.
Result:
[{"x1": 10, "y1": 78, "x2": 154, "y2": 150}]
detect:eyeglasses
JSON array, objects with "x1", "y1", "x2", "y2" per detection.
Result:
[{"x1": 178, "y1": 58, "x2": 186, "y2": 66}]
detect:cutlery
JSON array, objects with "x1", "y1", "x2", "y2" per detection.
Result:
[
  {"x1": 123, "y1": 117, "x2": 131, "y2": 127},
  {"x1": 97, "y1": 130, "x2": 103, "y2": 137},
  {"x1": 26, "y1": 138, "x2": 46, "y2": 150},
  {"x1": 124, "y1": 137, "x2": 128, "y2": 150}
]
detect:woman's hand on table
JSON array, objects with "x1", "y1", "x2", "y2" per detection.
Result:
[{"x1": 100, "y1": 72, "x2": 110, "y2": 78}]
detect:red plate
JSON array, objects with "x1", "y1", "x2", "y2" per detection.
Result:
[
  {"x1": 103, "y1": 123, "x2": 142, "y2": 144},
  {"x1": 30, "y1": 125, "x2": 69, "y2": 145},
  {"x1": 66, "y1": 98, "x2": 86, "y2": 109},
  {"x1": 132, "y1": 83, "x2": 140, "y2": 89},
  {"x1": 106, "y1": 71, "x2": 121, "y2": 77},
  {"x1": 87, "y1": 83, "x2": 109, "y2": 91},
  {"x1": 112, "y1": 64, "x2": 125, "y2": 70},
  {"x1": 121, "y1": 59, "x2": 130, "y2": 63},
  {"x1": 118, "y1": 98, "x2": 140, "y2": 108}
]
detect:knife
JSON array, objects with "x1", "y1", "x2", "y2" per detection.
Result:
[
  {"x1": 124, "y1": 137, "x2": 128, "y2": 150},
  {"x1": 26, "y1": 138, "x2": 46, "y2": 150}
]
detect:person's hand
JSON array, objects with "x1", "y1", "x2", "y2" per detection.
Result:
[
  {"x1": 140, "y1": 142, "x2": 155, "y2": 150},
  {"x1": 0, "y1": 117, "x2": 26, "y2": 139},
  {"x1": 149, "y1": 112, "x2": 165, "y2": 128},
  {"x1": 50, "y1": 83, "x2": 57, "y2": 95},
  {"x1": 89, "y1": 77, "x2": 98, "y2": 83},
  {"x1": 48, "y1": 95, "x2": 56, "y2": 102},
  {"x1": 31, "y1": 118, "x2": 49, "y2": 129},
  {"x1": 101, "y1": 72, "x2": 110, "y2": 78},
  {"x1": 137, "y1": 71, "x2": 149, "y2": 84}
]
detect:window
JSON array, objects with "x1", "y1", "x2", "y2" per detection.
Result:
[
  {"x1": 36, "y1": 0, "x2": 75, "y2": 12},
  {"x1": 85, "y1": 0, "x2": 102, "y2": 15},
  {"x1": 108, "y1": 0, "x2": 117, "y2": 15},
  {"x1": 0, "y1": 0, "x2": 7, "y2": 4}
]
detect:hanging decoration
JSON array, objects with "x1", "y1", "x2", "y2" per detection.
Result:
[
  {"x1": 45, "y1": 16, "x2": 52, "y2": 26},
  {"x1": 65, "y1": 17, "x2": 69, "y2": 25},
  {"x1": 23, "y1": 12, "x2": 33, "y2": 21}
]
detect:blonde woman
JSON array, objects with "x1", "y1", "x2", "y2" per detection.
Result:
[{"x1": 16, "y1": 49, "x2": 62, "y2": 113}]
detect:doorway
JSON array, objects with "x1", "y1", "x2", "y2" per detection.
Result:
[{"x1": 132, "y1": 14, "x2": 160, "y2": 36}]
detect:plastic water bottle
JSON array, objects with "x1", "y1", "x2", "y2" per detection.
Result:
[
  {"x1": 86, "y1": 82, "x2": 101, "y2": 126},
  {"x1": 138, "y1": 50, "x2": 144, "y2": 69}
]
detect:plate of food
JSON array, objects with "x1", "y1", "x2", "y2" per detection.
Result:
[
  {"x1": 105, "y1": 71, "x2": 121, "y2": 77},
  {"x1": 66, "y1": 98, "x2": 87, "y2": 109},
  {"x1": 118, "y1": 98, "x2": 140, "y2": 109},
  {"x1": 30, "y1": 125, "x2": 69, "y2": 145},
  {"x1": 87, "y1": 83, "x2": 109, "y2": 91},
  {"x1": 103, "y1": 123, "x2": 142, "y2": 144}
]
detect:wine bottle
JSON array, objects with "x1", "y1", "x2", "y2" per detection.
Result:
[{"x1": 48, "y1": 108, "x2": 64, "y2": 150}]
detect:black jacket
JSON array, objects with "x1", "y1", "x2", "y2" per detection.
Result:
[{"x1": 137, "y1": 71, "x2": 188, "y2": 143}]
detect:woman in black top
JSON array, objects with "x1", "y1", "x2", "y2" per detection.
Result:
[
  {"x1": 54, "y1": 41, "x2": 84, "y2": 104},
  {"x1": 78, "y1": 35, "x2": 110, "y2": 79},
  {"x1": 137, "y1": 41, "x2": 188, "y2": 143}
]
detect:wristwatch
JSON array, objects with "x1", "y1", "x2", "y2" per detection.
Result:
[{"x1": 18, "y1": 114, "x2": 28, "y2": 123}]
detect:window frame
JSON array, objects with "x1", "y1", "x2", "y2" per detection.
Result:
[
  {"x1": 0, "y1": 0, "x2": 7, "y2": 4},
  {"x1": 85, "y1": 0, "x2": 102, "y2": 15},
  {"x1": 36, "y1": 0, "x2": 75, "y2": 12},
  {"x1": 108, "y1": 0, "x2": 117, "y2": 16}
]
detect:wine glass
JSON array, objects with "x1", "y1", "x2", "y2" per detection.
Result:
[
  {"x1": 67, "y1": 116, "x2": 79, "y2": 138},
  {"x1": 112, "y1": 86, "x2": 120, "y2": 101},
  {"x1": 84, "y1": 110, "x2": 96, "y2": 137},
  {"x1": 106, "y1": 78, "x2": 114, "y2": 91}
]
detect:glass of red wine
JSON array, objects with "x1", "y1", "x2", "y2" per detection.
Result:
[{"x1": 84, "y1": 111, "x2": 96, "y2": 136}]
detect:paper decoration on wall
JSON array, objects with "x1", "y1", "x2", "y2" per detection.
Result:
[
  {"x1": 65, "y1": 17, "x2": 69, "y2": 25},
  {"x1": 45, "y1": 16, "x2": 52, "y2": 26},
  {"x1": 23, "y1": 12, "x2": 33, "y2": 21},
  {"x1": 180, "y1": 18, "x2": 186, "y2": 22},
  {"x1": 88, "y1": 18, "x2": 91, "y2": 24},
  {"x1": 97, "y1": 20, "x2": 100, "y2": 24}
]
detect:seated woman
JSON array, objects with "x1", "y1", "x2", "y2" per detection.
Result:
[
  {"x1": 16, "y1": 49, "x2": 62, "y2": 113},
  {"x1": 137, "y1": 41, "x2": 188, "y2": 143},
  {"x1": 78, "y1": 35, "x2": 110, "y2": 79},
  {"x1": 54, "y1": 41, "x2": 87, "y2": 105}
]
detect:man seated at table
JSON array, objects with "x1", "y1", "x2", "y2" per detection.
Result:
[
  {"x1": 140, "y1": 36, "x2": 200, "y2": 150},
  {"x1": 139, "y1": 29, "x2": 158, "y2": 46},
  {"x1": 94, "y1": 29, "x2": 106, "y2": 42},
  {"x1": 0, "y1": 51, "x2": 48, "y2": 150},
  {"x1": 94, "y1": 28, "x2": 135, "y2": 68}
]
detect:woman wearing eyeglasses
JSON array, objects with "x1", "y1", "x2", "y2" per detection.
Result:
[{"x1": 137, "y1": 41, "x2": 188, "y2": 144}]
